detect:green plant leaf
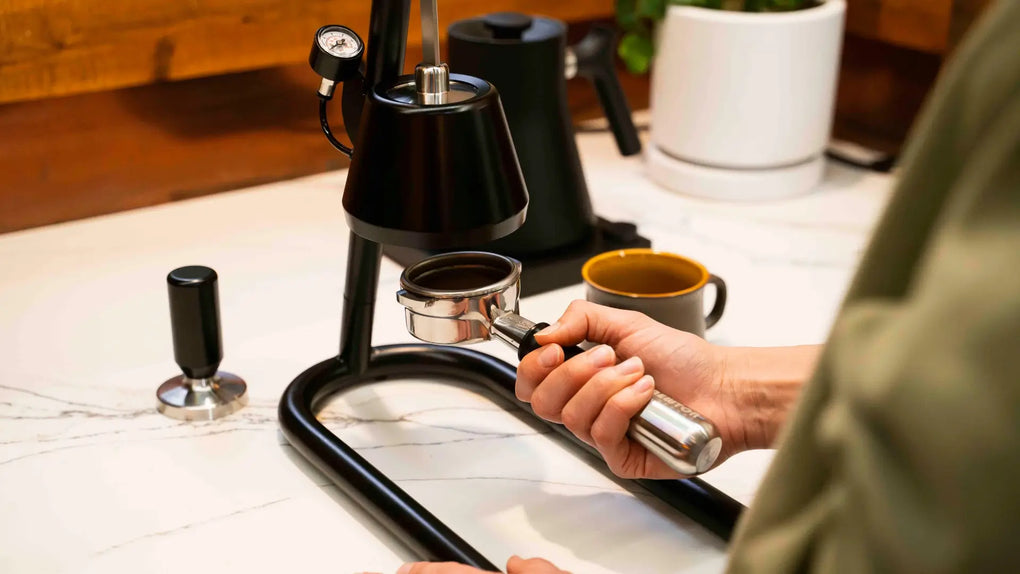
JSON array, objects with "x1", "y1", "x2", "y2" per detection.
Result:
[
  {"x1": 617, "y1": 31, "x2": 654, "y2": 74},
  {"x1": 766, "y1": 0, "x2": 808, "y2": 11},
  {"x1": 637, "y1": 0, "x2": 667, "y2": 20},
  {"x1": 671, "y1": 0, "x2": 724, "y2": 8},
  {"x1": 616, "y1": 0, "x2": 640, "y2": 30}
]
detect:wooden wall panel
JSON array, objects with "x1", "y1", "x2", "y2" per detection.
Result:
[
  {"x1": 0, "y1": 0, "x2": 614, "y2": 105},
  {"x1": 0, "y1": 24, "x2": 650, "y2": 233},
  {"x1": 845, "y1": 0, "x2": 952, "y2": 54},
  {"x1": 0, "y1": 64, "x2": 337, "y2": 232},
  {"x1": 832, "y1": 35, "x2": 943, "y2": 153},
  {"x1": 0, "y1": 1, "x2": 998, "y2": 233}
]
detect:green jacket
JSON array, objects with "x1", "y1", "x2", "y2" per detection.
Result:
[{"x1": 727, "y1": 1, "x2": 1020, "y2": 572}]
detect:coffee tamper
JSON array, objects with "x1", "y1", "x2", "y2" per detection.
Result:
[
  {"x1": 397, "y1": 252, "x2": 723, "y2": 476},
  {"x1": 157, "y1": 266, "x2": 247, "y2": 420}
]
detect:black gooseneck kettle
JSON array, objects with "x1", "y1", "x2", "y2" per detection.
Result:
[{"x1": 447, "y1": 13, "x2": 647, "y2": 290}]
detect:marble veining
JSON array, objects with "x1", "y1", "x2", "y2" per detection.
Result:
[{"x1": 0, "y1": 133, "x2": 892, "y2": 573}]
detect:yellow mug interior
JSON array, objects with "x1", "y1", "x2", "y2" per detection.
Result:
[{"x1": 582, "y1": 249, "x2": 708, "y2": 298}]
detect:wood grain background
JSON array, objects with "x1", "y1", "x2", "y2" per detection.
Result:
[
  {"x1": 0, "y1": 0, "x2": 618, "y2": 104},
  {"x1": 0, "y1": 0, "x2": 992, "y2": 233}
]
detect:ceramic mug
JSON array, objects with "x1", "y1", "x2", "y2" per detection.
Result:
[{"x1": 581, "y1": 249, "x2": 726, "y2": 338}]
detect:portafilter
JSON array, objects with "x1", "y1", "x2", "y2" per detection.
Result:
[{"x1": 396, "y1": 251, "x2": 722, "y2": 476}]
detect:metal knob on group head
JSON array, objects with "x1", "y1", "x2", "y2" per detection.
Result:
[
  {"x1": 396, "y1": 251, "x2": 722, "y2": 475},
  {"x1": 158, "y1": 266, "x2": 247, "y2": 421}
]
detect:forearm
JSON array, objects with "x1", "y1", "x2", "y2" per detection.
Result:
[{"x1": 720, "y1": 345, "x2": 821, "y2": 450}]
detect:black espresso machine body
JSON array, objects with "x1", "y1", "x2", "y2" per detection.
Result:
[
  {"x1": 280, "y1": 1, "x2": 743, "y2": 568},
  {"x1": 448, "y1": 13, "x2": 643, "y2": 258}
]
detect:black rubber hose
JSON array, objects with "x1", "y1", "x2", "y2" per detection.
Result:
[{"x1": 319, "y1": 96, "x2": 354, "y2": 158}]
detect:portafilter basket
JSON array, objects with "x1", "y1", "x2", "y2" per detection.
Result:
[{"x1": 396, "y1": 251, "x2": 722, "y2": 475}]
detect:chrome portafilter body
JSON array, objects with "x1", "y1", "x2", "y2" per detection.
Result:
[
  {"x1": 397, "y1": 251, "x2": 523, "y2": 345},
  {"x1": 396, "y1": 251, "x2": 722, "y2": 475}
]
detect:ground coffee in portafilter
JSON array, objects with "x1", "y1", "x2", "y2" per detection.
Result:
[{"x1": 413, "y1": 264, "x2": 509, "y2": 291}]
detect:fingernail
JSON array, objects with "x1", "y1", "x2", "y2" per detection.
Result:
[
  {"x1": 591, "y1": 345, "x2": 615, "y2": 367},
  {"x1": 396, "y1": 564, "x2": 414, "y2": 574},
  {"x1": 537, "y1": 322, "x2": 559, "y2": 337},
  {"x1": 538, "y1": 345, "x2": 561, "y2": 368},
  {"x1": 616, "y1": 356, "x2": 643, "y2": 374},
  {"x1": 632, "y1": 375, "x2": 654, "y2": 393}
]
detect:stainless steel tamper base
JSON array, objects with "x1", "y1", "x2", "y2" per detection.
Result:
[{"x1": 156, "y1": 373, "x2": 248, "y2": 421}]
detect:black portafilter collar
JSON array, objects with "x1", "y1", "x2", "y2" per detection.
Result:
[{"x1": 341, "y1": 72, "x2": 529, "y2": 249}]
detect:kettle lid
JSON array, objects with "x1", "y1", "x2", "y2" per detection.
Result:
[
  {"x1": 449, "y1": 12, "x2": 564, "y2": 44},
  {"x1": 483, "y1": 12, "x2": 533, "y2": 39}
]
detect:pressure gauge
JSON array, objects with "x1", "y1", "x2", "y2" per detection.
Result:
[
  {"x1": 309, "y1": 24, "x2": 364, "y2": 93},
  {"x1": 318, "y1": 26, "x2": 362, "y2": 59}
]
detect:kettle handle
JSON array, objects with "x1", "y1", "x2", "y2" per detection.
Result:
[{"x1": 572, "y1": 24, "x2": 642, "y2": 157}]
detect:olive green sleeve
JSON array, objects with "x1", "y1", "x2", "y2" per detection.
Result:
[{"x1": 725, "y1": 1, "x2": 1020, "y2": 571}]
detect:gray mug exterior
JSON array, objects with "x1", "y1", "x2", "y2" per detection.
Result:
[{"x1": 585, "y1": 274, "x2": 726, "y2": 338}]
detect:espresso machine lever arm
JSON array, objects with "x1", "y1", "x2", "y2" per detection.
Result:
[
  {"x1": 420, "y1": 0, "x2": 441, "y2": 66},
  {"x1": 413, "y1": 0, "x2": 450, "y2": 105}
]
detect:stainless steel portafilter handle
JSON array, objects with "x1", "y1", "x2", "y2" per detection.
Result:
[
  {"x1": 492, "y1": 313, "x2": 722, "y2": 476},
  {"x1": 396, "y1": 251, "x2": 722, "y2": 476}
]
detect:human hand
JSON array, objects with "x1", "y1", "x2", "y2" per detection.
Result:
[
  {"x1": 391, "y1": 555, "x2": 570, "y2": 574},
  {"x1": 517, "y1": 300, "x2": 813, "y2": 479}
]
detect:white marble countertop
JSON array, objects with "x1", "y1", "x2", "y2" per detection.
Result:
[{"x1": 0, "y1": 130, "x2": 893, "y2": 574}]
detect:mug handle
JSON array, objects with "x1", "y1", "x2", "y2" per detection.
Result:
[{"x1": 705, "y1": 274, "x2": 727, "y2": 329}]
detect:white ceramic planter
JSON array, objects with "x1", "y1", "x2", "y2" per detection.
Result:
[{"x1": 647, "y1": 0, "x2": 845, "y2": 200}]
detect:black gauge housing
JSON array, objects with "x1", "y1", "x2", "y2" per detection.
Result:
[{"x1": 309, "y1": 25, "x2": 364, "y2": 82}]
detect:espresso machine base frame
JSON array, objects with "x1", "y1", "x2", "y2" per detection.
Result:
[
  {"x1": 279, "y1": 229, "x2": 740, "y2": 570},
  {"x1": 279, "y1": 343, "x2": 743, "y2": 569}
]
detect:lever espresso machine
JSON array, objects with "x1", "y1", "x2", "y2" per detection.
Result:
[
  {"x1": 384, "y1": 11, "x2": 652, "y2": 295},
  {"x1": 280, "y1": 0, "x2": 743, "y2": 569}
]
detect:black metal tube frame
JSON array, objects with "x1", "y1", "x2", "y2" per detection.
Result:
[
  {"x1": 281, "y1": 2, "x2": 741, "y2": 567},
  {"x1": 278, "y1": 232, "x2": 744, "y2": 571}
]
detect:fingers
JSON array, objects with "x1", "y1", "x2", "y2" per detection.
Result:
[
  {"x1": 518, "y1": 300, "x2": 651, "y2": 406},
  {"x1": 396, "y1": 562, "x2": 488, "y2": 574},
  {"x1": 590, "y1": 375, "x2": 656, "y2": 479},
  {"x1": 534, "y1": 300, "x2": 648, "y2": 348},
  {"x1": 560, "y1": 356, "x2": 646, "y2": 444},
  {"x1": 507, "y1": 555, "x2": 570, "y2": 574},
  {"x1": 528, "y1": 345, "x2": 616, "y2": 423},
  {"x1": 516, "y1": 342, "x2": 565, "y2": 402}
]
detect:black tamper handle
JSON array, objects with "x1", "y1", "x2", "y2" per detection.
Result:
[
  {"x1": 573, "y1": 24, "x2": 642, "y2": 157},
  {"x1": 167, "y1": 266, "x2": 223, "y2": 380},
  {"x1": 517, "y1": 322, "x2": 584, "y2": 361}
]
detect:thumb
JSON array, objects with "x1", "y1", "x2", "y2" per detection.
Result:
[{"x1": 535, "y1": 300, "x2": 647, "y2": 348}]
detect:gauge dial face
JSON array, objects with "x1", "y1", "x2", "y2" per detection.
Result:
[{"x1": 317, "y1": 26, "x2": 362, "y2": 59}]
